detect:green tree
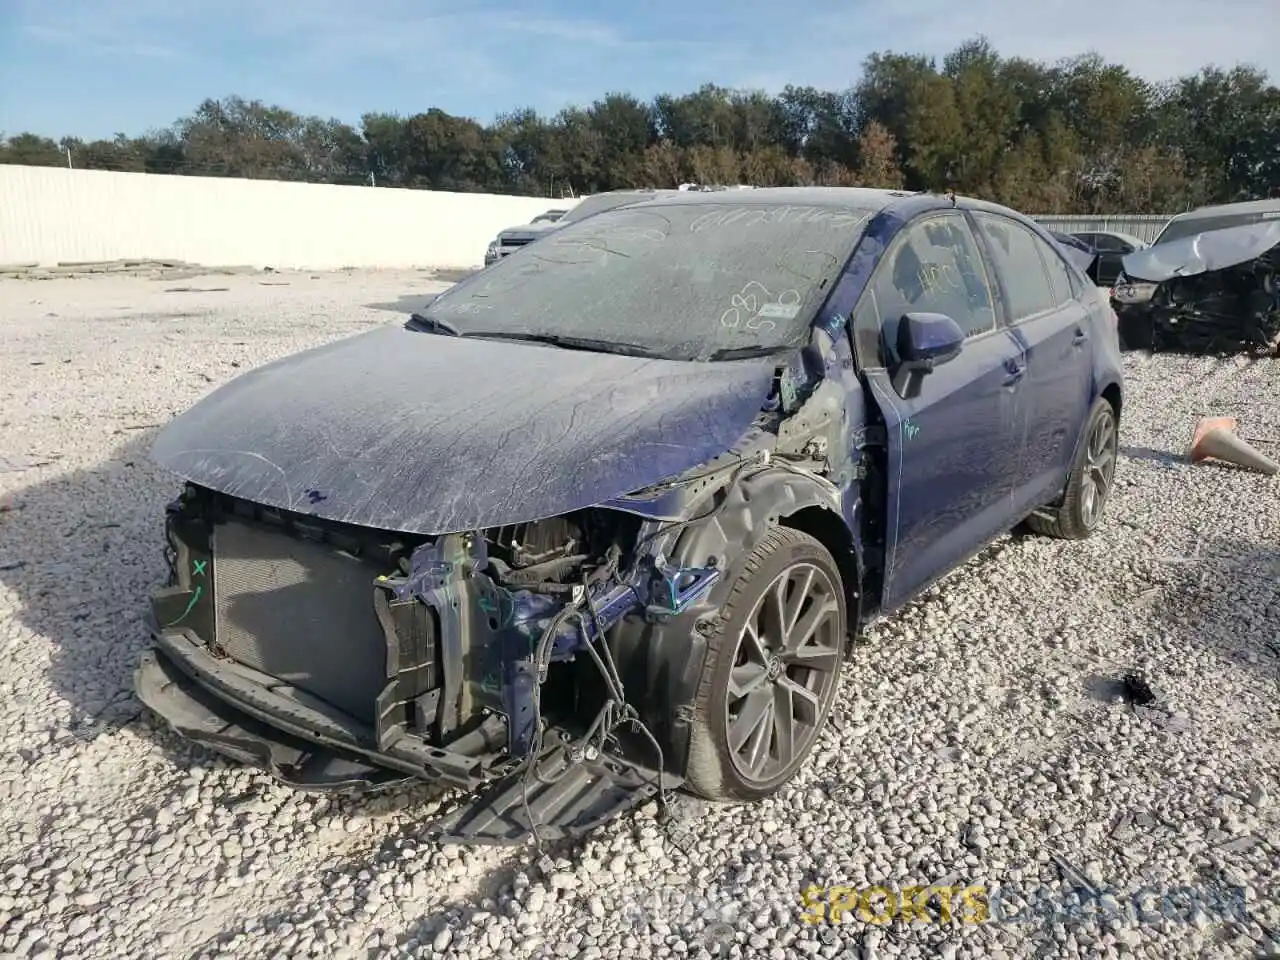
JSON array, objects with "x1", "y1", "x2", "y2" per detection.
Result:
[{"x1": 4, "y1": 41, "x2": 1277, "y2": 211}]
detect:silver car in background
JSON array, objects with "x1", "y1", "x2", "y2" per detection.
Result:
[{"x1": 483, "y1": 190, "x2": 685, "y2": 265}]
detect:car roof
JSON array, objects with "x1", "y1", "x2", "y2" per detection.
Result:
[
  {"x1": 583, "y1": 186, "x2": 1059, "y2": 241},
  {"x1": 623, "y1": 185, "x2": 914, "y2": 211}
]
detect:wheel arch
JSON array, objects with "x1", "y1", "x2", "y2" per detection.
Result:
[
  {"x1": 775, "y1": 505, "x2": 862, "y2": 639},
  {"x1": 1060, "y1": 380, "x2": 1122, "y2": 495},
  {"x1": 1101, "y1": 379, "x2": 1123, "y2": 422},
  {"x1": 605, "y1": 465, "x2": 861, "y2": 778}
]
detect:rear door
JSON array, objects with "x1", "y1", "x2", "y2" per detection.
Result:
[
  {"x1": 971, "y1": 212, "x2": 1093, "y2": 514},
  {"x1": 850, "y1": 211, "x2": 1028, "y2": 613}
]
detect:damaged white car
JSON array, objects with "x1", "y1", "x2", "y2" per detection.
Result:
[{"x1": 1112, "y1": 199, "x2": 1280, "y2": 355}]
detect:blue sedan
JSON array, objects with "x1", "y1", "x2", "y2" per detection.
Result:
[{"x1": 136, "y1": 187, "x2": 1124, "y2": 844}]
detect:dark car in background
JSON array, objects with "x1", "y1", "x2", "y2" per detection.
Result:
[
  {"x1": 1067, "y1": 230, "x2": 1149, "y2": 288},
  {"x1": 1111, "y1": 199, "x2": 1280, "y2": 354},
  {"x1": 482, "y1": 190, "x2": 685, "y2": 265},
  {"x1": 1048, "y1": 231, "x2": 1100, "y2": 276},
  {"x1": 136, "y1": 187, "x2": 1123, "y2": 844}
]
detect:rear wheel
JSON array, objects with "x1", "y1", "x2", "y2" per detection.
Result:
[
  {"x1": 683, "y1": 527, "x2": 846, "y2": 801},
  {"x1": 1026, "y1": 397, "x2": 1118, "y2": 540}
]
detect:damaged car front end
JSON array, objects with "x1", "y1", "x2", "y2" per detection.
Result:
[
  {"x1": 1112, "y1": 214, "x2": 1280, "y2": 355},
  {"x1": 141, "y1": 478, "x2": 724, "y2": 841},
  {"x1": 136, "y1": 190, "x2": 883, "y2": 845}
]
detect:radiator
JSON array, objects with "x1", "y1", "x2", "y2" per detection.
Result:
[{"x1": 211, "y1": 519, "x2": 388, "y2": 721}]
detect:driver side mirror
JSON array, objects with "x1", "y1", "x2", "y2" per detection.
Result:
[{"x1": 891, "y1": 312, "x2": 965, "y2": 399}]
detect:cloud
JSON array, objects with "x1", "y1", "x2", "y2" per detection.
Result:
[
  {"x1": 3, "y1": 0, "x2": 1276, "y2": 139},
  {"x1": 20, "y1": 18, "x2": 180, "y2": 60}
]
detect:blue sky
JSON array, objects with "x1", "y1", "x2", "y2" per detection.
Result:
[{"x1": 2, "y1": 0, "x2": 1278, "y2": 140}]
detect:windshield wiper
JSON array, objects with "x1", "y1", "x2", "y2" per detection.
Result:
[
  {"x1": 461, "y1": 331, "x2": 666, "y2": 358},
  {"x1": 405, "y1": 312, "x2": 460, "y2": 336},
  {"x1": 706, "y1": 344, "x2": 793, "y2": 361}
]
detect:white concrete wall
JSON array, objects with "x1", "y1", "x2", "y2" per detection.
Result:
[{"x1": 0, "y1": 165, "x2": 577, "y2": 271}]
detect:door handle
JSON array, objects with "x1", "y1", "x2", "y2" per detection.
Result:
[
  {"x1": 1002, "y1": 358, "x2": 1025, "y2": 387},
  {"x1": 1072, "y1": 327, "x2": 1089, "y2": 345}
]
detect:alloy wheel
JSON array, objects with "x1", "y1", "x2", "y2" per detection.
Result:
[
  {"x1": 1080, "y1": 409, "x2": 1117, "y2": 528},
  {"x1": 723, "y1": 562, "x2": 843, "y2": 785}
]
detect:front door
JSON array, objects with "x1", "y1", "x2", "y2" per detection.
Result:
[{"x1": 850, "y1": 211, "x2": 1029, "y2": 614}]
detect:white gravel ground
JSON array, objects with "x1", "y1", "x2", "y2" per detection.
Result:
[{"x1": 1, "y1": 269, "x2": 1277, "y2": 960}]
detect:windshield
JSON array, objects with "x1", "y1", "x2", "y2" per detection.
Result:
[
  {"x1": 426, "y1": 200, "x2": 876, "y2": 362},
  {"x1": 1154, "y1": 209, "x2": 1280, "y2": 245}
]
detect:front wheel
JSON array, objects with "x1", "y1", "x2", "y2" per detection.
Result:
[
  {"x1": 683, "y1": 527, "x2": 847, "y2": 802},
  {"x1": 1026, "y1": 397, "x2": 1118, "y2": 540}
]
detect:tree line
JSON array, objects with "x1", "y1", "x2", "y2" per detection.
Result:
[{"x1": 3, "y1": 38, "x2": 1278, "y2": 214}]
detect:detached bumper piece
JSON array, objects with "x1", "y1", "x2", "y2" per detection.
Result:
[
  {"x1": 138, "y1": 645, "x2": 679, "y2": 845},
  {"x1": 139, "y1": 633, "x2": 512, "y2": 791},
  {"x1": 136, "y1": 648, "x2": 413, "y2": 792},
  {"x1": 423, "y1": 750, "x2": 680, "y2": 846}
]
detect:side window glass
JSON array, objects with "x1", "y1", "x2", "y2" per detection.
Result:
[
  {"x1": 857, "y1": 213, "x2": 997, "y2": 365},
  {"x1": 974, "y1": 214, "x2": 1057, "y2": 322},
  {"x1": 1036, "y1": 237, "x2": 1081, "y2": 306}
]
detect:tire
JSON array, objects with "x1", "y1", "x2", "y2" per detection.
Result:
[
  {"x1": 1025, "y1": 397, "x2": 1119, "y2": 540},
  {"x1": 1116, "y1": 310, "x2": 1153, "y2": 351},
  {"x1": 683, "y1": 527, "x2": 847, "y2": 802}
]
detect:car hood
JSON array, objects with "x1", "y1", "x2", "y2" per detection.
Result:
[
  {"x1": 497, "y1": 222, "x2": 562, "y2": 244},
  {"x1": 150, "y1": 324, "x2": 778, "y2": 535},
  {"x1": 1121, "y1": 221, "x2": 1280, "y2": 282}
]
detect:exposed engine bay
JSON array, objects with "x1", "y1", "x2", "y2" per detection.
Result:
[{"x1": 1113, "y1": 222, "x2": 1280, "y2": 356}]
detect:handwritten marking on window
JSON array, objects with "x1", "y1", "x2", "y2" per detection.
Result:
[
  {"x1": 916, "y1": 262, "x2": 966, "y2": 295},
  {"x1": 719, "y1": 281, "x2": 801, "y2": 331}
]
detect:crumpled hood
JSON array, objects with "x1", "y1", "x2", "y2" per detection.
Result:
[
  {"x1": 1122, "y1": 221, "x2": 1280, "y2": 282},
  {"x1": 150, "y1": 324, "x2": 778, "y2": 535}
]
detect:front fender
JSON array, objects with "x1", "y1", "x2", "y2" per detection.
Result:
[{"x1": 607, "y1": 465, "x2": 855, "y2": 776}]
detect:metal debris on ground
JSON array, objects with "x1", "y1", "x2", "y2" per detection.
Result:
[{"x1": 1120, "y1": 670, "x2": 1158, "y2": 707}]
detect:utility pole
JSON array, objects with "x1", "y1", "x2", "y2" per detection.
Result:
[{"x1": 66, "y1": 146, "x2": 72, "y2": 168}]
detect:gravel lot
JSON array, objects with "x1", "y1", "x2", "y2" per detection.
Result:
[{"x1": 1, "y1": 269, "x2": 1277, "y2": 960}]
